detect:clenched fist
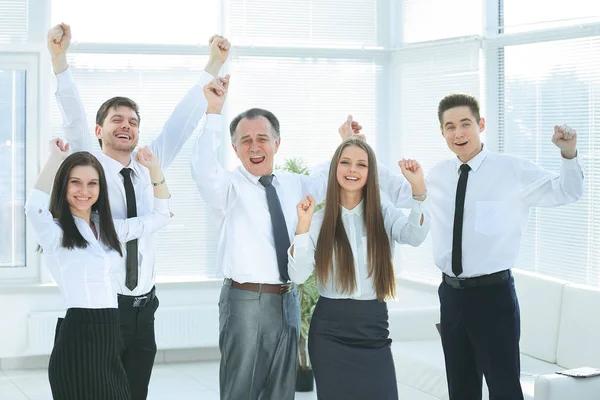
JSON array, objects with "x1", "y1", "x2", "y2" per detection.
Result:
[
  {"x1": 297, "y1": 195, "x2": 316, "y2": 223},
  {"x1": 47, "y1": 23, "x2": 71, "y2": 74},
  {"x1": 204, "y1": 74, "x2": 231, "y2": 114},
  {"x1": 552, "y1": 124, "x2": 577, "y2": 159}
]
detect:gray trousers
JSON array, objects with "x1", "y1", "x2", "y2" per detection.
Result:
[{"x1": 218, "y1": 279, "x2": 300, "y2": 400}]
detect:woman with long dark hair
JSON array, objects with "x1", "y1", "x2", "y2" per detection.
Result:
[
  {"x1": 25, "y1": 139, "x2": 172, "y2": 400},
  {"x1": 288, "y1": 137, "x2": 430, "y2": 399}
]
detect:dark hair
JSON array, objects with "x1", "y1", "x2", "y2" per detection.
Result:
[
  {"x1": 437, "y1": 93, "x2": 481, "y2": 126},
  {"x1": 229, "y1": 108, "x2": 280, "y2": 142},
  {"x1": 95, "y1": 97, "x2": 141, "y2": 148},
  {"x1": 45, "y1": 152, "x2": 123, "y2": 256},
  {"x1": 315, "y1": 138, "x2": 396, "y2": 302}
]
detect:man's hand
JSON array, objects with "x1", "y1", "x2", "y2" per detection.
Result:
[
  {"x1": 204, "y1": 74, "x2": 230, "y2": 114},
  {"x1": 205, "y1": 35, "x2": 231, "y2": 76},
  {"x1": 47, "y1": 23, "x2": 71, "y2": 74},
  {"x1": 338, "y1": 115, "x2": 365, "y2": 142},
  {"x1": 49, "y1": 138, "x2": 70, "y2": 161},
  {"x1": 552, "y1": 124, "x2": 577, "y2": 159},
  {"x1": 399, "y1": 158, "x2": 426, "y2": 197}
]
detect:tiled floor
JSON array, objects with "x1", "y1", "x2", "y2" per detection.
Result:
[{"x1": 0, "y1": 361, "x2": 319, "y2": 400}]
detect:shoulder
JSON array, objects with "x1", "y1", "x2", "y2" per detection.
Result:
[{"x1": 429, "y1": 158, "x2": 455, "y2": 176}]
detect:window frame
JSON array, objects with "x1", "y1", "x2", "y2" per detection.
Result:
[{"x1": 0, "y1": 52, "x2": 42, "y2": 281}]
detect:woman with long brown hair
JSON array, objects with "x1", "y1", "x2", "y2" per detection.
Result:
[
  {"x1": 288, "y1": 137, "x2": 430, "y2": 399},
  {"x1": 25, "y1": 139, "x2": 172, "y2": 400}
]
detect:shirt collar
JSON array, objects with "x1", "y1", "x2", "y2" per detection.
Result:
[
  {"x1": 239, "y1": 166, "x2": 281, "y2": 186},
  {"x1": 454, "y1": 144, "x2": 490, "y2": 173},
  {"x1": 341, "y1": 199, "x2": 364, "y2": 216},
  {"x1": 97, "y1": 152, "x2": 141, "y2": 179}
]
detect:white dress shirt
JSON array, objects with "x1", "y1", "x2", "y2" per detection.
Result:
[
  {"x1": 191, "y1": 114, "x2": 333, "y2": 284},
  {"x1": 382, "y1": 146, "x2": 585, "y2": 278},
  {"x1": 55, "y1": 67, "x2": 213, "y2": 295},
  {"x1": 25, "y1": 190, "x2": 172, "y2": 308},
  {"x1": 288, "y1": 199, "x2": 430, "y2": 300}
]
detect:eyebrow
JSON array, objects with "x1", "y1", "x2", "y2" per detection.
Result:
[
  {"x1": 111, "y1": 113, "x2": 139, "y2": 121},
  {"x1": 445, "y1": 118, "x2": 473, "y2": 128},
  {"x1": 70, "y1": 178, "x2": 99, "y2": 182},
  {"x1": 340, "y1": 157, "x2": 368, "y2": 163},
  {"x1": 240, "y1": 133, "x2": 269, "y2": 140}
]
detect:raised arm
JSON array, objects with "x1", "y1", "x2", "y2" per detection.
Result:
[
  {"x1": 287, "y1": 195, "x2": 320, "y2": 285},
  {"x1": 383, "y1": 158, "x2": 430, "y2": 246},
  {"x1": 148, "y1": 35, "x2": 231, "y2": 170},
  {"x1": 520, "y1": 124, "x2": 585, "y2": 207},
  {"x1": 191, "y1": 76, "x2": 236, "y2": 211},
  {"x1": 48, "y1": 23, "x2": 93, "y2": 152},
  {"x1": 24, "y1": 139, "x2": 71, "y2": 252},
  {"x1": 113, "y1": 147, "x2": 173, "y2": 242}
]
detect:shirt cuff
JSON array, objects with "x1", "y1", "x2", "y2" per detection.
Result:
[
  {"x1": 562, "y1": 152, "x2": 584, "y2": 168},
  {"x1": 55, "y1": 66, "x2": 75, "y2": 91},
  {"x1": 205, "y1": 113, "x2": 225, "y2": 131},
  {"x1": 293, "y1": 232, "x2": 311, "y2": 248},
  {"x1": 153, "y1": 197, "x2": 172, "y2": 216},
  {"x1": 28, "y1": 189, "x2": 51, "y2": 210},
  {"x1": 197, "y1": 70, "x2": 215, "y2": 86},
  {"x1": 408, "y1": 197, "x2": 428, "y2": 226}
]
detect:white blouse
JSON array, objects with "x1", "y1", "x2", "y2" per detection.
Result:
[
  {"x1": 288, "y1": 198, "x2": 430, "y2": 300},
  {"x1": 25, "y1": 189, "x2": 172, "y2": 309}
]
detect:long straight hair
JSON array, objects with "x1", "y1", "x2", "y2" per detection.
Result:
[
  {"x1": 46, "y1": 151, "x2": 122, "y2": 256},
  {"x1": 314, "y1": 138, "x2": 396, "y2": 301}
]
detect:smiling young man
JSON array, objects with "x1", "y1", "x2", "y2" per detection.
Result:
[
  {"x1": 382, "y1": 93, "x2": 585, "y2": 399},
  {"x1": 47, "y1": 23, "x2": 230, "y2": 400}
]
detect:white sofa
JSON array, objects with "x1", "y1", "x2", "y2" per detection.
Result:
[{"x1": 389, "y1": 269, "x2": 600, "y2": 399}]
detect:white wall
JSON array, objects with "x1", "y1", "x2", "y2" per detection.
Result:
[{"x1": 0, "y1": 277, "x2": 439, "y2": 367}]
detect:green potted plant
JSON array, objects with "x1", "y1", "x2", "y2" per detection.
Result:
[{"x1": 277, "y1": 158, "x2": 324, "y2": 392}]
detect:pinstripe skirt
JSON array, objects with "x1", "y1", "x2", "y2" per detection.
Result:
[
  {"x1": 48, "y1": 308, "x2": 131, "y2": 400},
  {"x1": 308, "y1": 296, "x2": 398, "y2": 400}
]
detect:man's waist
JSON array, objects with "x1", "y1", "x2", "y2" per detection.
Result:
[
  {"x1": 443, "y1": 269, "x2": 512, "y2": 289},
  {"x1": 224, "y1": 278, "x2": 292, "y2": 294}
]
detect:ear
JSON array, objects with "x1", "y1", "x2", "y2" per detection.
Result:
[
  {"x1": 478, "y1": 117, "x2": 486, "y2": 133},
  {"x1": 95, "y1": 125, "x2": 102, "y2": 140},
  {"x1": 274, "y1": 137, "x2": 281, "y2": 153},
  {"x1": 440, "y1": 125, "x2": 445, "y2": 137}
]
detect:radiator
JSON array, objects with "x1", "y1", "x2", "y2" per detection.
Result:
[{"x1": 26, "y1": 305, "x2": 219, "y2": 355}]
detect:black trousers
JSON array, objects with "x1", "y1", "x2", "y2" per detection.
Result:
[
  {"x1": 49, "y1": 308, "x2": 131, "y2": 400},
  {"x1": 438, "y1": 274, "x2": 524, "y2": 400},
  {"x1": 118, "y1": 287, "x2": 159, "y2": 400}
]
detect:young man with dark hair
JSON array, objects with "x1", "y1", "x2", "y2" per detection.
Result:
[
  {"x1": 382, "y1": 93, "x2": 584, "y2": 399},
  {"x1": 47, "y1": 23, "x2": 230, "y2": 400}
]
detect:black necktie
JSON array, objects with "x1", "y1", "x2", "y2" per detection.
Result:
[
  {"x1": 120, "y1": 168, "x2": 138, "y2": 290},
  {"x1": 452, "y1": 163, "x2": 471, "y2": 277},
  {"x1": 259, "y1": 175, "x2": 291, "y2": 282}
]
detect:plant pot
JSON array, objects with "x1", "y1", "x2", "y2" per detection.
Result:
[{"x1": 296, "y1": 368, "x2": 314, "y2": 392}]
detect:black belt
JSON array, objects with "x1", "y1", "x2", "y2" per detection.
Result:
[
  {"x1": 443, "y1": 270, "x2": 511, "y2": 289},
  {"x1": 118, "y1": 286, "x2": 156, "y2": 308}
]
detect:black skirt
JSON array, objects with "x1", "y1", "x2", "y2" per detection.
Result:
[
  {"x1": 308, "y1": 296, "x2": 398, "y2": 400},
  {"x1": 48, "y1": 308, "x2": 131, "y2": 400}
]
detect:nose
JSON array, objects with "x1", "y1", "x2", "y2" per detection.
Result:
[{"x1": 121, "y1": 120, "x2": 131, "y2": 130}]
